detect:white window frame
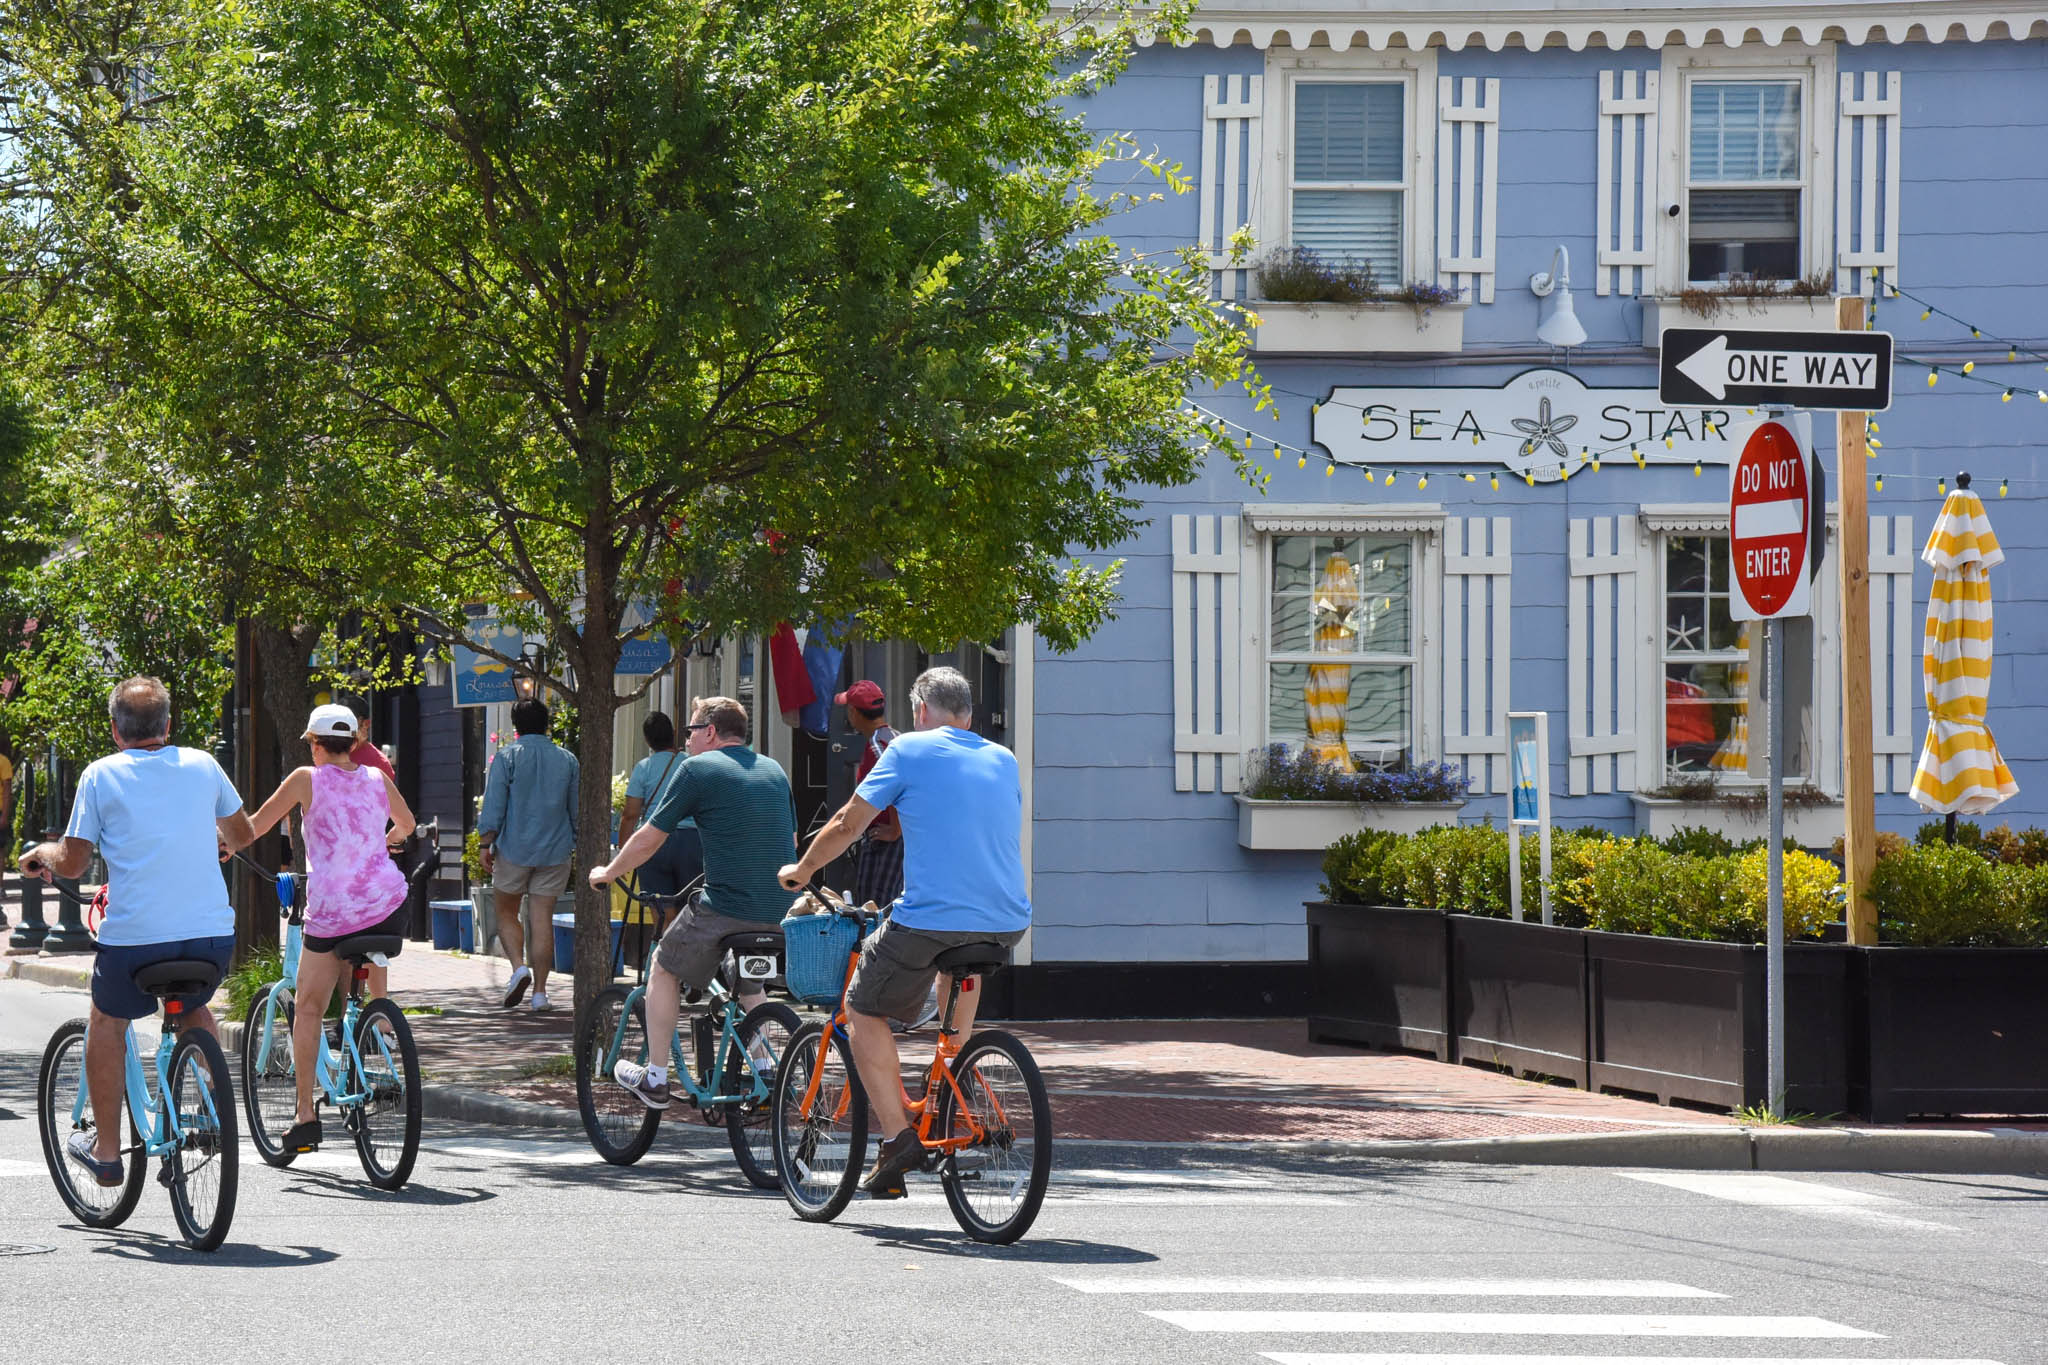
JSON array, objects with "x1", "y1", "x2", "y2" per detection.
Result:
[
  {"x1": 1238, "y1": 505, "x2": 1444, "y2": 765},
  {"x1": 1637, "y1": 503, "x2": 1841, "y2": 795},
  {"x1": 1257, "y1": 48, "x2": 1438, "y2": 293},
  {"x1": 1654, "y1": 45, "x2": 1836, "y2": 296}
]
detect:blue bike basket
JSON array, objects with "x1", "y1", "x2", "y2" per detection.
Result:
[{"x1": 780, "y1": 910, "x2": 861, "y2": 1006}]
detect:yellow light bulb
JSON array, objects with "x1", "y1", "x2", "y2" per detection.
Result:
[
  {"x1": 1870, "y1": 421, "x2": 1880, "y2": 434},
  {"x1": 1490, "y1": 473, "x2": 1500, "y2": 491},
  {"x1": 1463, "y1": 472, "x2": 1476, "y2": 483},
  {"x1": 2011, "y1": 350, "x2": 2020, "y2": 362},
  {"x1": 1939, "y1": 478, "x2": 1948, "y2": 495},
  {"x1": 1524, "y1": 472, "x2": 1536, "y2": 487},
  {"x1": 1875, "y1": 474, "x2": 1884, "y2": 492},
  {"x1": 1928, "y1": 371, "x2": 1939, "y2": 387},
  {"x1": 1296, "y1": 455, "x2": 1306, "y2": 469},
  {"x1": 1921, "y1": 309, "x2": 1932, "y2": 321},
  {"x1": 1418, "y1": 475, "x2": 1429, "y2": 489},
  {"x1": 1693, "y1": 462, "x2": 1703, "y2": 477},
  {"x1": 1471, "y1": 433, "x2": 1480, "y2": 446},
  {"x1": 1871, "y1": 438, "x2": 1882, "y2": 449},
  {"x1": 2000, "y1": 479, "x2": 2009, "y2": 498},
  {"x1": 1703, "y1": 420, "x2": 1717, "y2": 435},
  {"x1": 1324, "y1": 462, "x2": 1335, "y2": 477},
  {"x1": 1632, "y1": 449, "x2": 1644, "y2": 468},
  {"x1": 1665, "y1": 437, "x2": 1675, "y2": 450},
  {"x1": 1591, "y1": 458, "x2": 1602, "y2": 472},
  {"x1": 2039, "y1": 391, "x2": 2048, "y2": 402},
  {"x1": 1383, "y1": 471, "x2": 1395, "y2": 486},
  {"x1": 1964, "y1": 361, "x2": 1976, "y2": 375},
  {"x1": 2005, "y1": 390, "x2": 2015, "y2": 403},
  {"x1": 1973, "y1": 328, "x2": 1982, "y2": 338}
]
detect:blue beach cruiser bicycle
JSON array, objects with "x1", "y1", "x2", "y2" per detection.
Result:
[
  {"x1": 36, "y1": 885, "x2": 240, "y2": 1251},
  {"x1": 235, "y1": 850, "x2": 425, "y2": 1190}
]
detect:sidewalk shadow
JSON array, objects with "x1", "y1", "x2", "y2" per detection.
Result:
[
  {"x1": 281, "y1": 1172, "x2": 498, "y2": 1207},
  {"x1": 845, "y1": 1225, "x2": 1157, "y2": 1263},
  {"x1": 76, "y1": 1227, "x2": 339, "y2": 1267}
]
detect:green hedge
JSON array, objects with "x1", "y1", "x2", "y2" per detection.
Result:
[{"x1": 1318, "y1": 822, "x2": 2030, "y2": 947}]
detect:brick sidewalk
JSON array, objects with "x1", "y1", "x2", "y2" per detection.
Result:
[{"x1": 386, "y1": 947, "x2": 1738, "y2": 1144}]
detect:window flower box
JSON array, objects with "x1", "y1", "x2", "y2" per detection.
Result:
[
  {"x1": 1249, "y1": 300, "x2": 1464, "y2": 356},
  {"x1": 1640, "y1": 295, "x2": 1835, "y2": 346},
  {"x1": 1236, "y1": 796, "x2": 1464, "y2": 850},
  {"x1": 1630, "y1": 793, "x2": 1844, "y2": 850}
]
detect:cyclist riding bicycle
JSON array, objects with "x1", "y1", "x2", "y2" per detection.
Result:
[
  {"x1": 19, "y1": 676, "x2": 257, "y2": 1188},
  {"x1": 241, "y1": 703, "x2": 418, "y2": 1153},
  {"x1": 778, "y1": 665, "x2": 1030, "y2": 1199},
  {"x1": 590, "y1": 695, "x2": 797, "y2": 1110}
]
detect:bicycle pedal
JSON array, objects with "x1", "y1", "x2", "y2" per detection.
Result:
[
  {"x1": 155, "y1": 1161, "x2": 176, "y2": 1190},
  {"x1": 867, "y1": 1176, "x2": 908, "y2": 1201}
]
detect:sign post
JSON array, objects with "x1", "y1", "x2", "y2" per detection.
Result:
[
  {"x1": 1835, "y1": 298, "x2": 1881, "y2": 945},
  {"x1": 1504, "y1": 712, "x2": 1552, "y2": 925},
  {"x1": 1726, "y1": 412, "x2": 1820, "y2": 1118}
]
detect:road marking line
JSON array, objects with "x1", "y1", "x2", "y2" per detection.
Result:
[
  {"x1": 0, "y1": 1158, "x2": 45, "y2": 1178},
  {"x1": 1618, "y1": 1172, "x2": 1954, "y2": 1230},
  {"x1": 1148, "y1": 1312, "x2": 1877, "y2": 1338},
  {"x1": 1262, "y1": 1357, "x2": 1997, "y2": 1364},
  {"x1": 1055, "y1": 1278, "x2": 1721, "y2": 1298},
  {"x1": 1056, "y1": 1192, "x2": 1344, "y2": 1206}
]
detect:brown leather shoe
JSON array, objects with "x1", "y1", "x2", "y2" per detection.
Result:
[{"x1": 861, "y1": 1127, "x2": 923, "y2": 1196}]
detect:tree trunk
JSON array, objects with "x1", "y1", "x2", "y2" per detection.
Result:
[{"x1": 249, "y1": 619, "x2": 319, "y2": 865}]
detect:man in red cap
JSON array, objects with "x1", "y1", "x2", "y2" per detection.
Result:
[{"x1": 837, "y1": 680, "x2": 903, "y2": 909}]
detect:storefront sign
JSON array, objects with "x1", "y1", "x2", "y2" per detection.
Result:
[
  {"x1": 1311, "y1": 368, "x2": 1735, "y2": 484},
  {"x1": 451, "y1": 617, "x2": 534, "y2": 708}
]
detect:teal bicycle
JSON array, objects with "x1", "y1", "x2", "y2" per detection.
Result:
[
  {"x1": 574, "y1": 879, "x2": 799, "y2": 1186},
  {"x1": 234, "y1": 848, "x2": 426, "y2": 1191},
  {"x1": 36, "y1": 885, "x2": 240, "y2": 1251}
]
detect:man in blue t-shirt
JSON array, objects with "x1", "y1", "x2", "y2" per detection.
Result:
[
  {"x1": 780, "y1": 665, "x2": 1029, "y2": 1198},
  {"x1": 20, "y1": 677, "x2": 256, "y2": 1188}
]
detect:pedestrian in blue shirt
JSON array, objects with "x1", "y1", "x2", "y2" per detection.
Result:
[{"x1": 476, "y1": 697, "x2": 578, "y2": 1012}]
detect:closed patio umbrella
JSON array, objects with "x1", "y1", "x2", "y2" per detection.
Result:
[
  {"x1": 1307, "y1": 553, "x2": 1361, "y2": 771},
  {"x1": 1909, "y1": 481, "x2": 2018, "y2": 815}
]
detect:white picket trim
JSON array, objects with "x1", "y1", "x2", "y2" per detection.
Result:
[
  {"x1": 1435, "y1": 77, "x2": 1500, "y2": 303},
  {"x1": 1443, "y1": 517, "x2": 1512, "y2": 793},
  {"x1": 1869, "y1": 513, "x2": 1917, "y2": 794},
  {"x1": 1201, "y1": 75, "x2": 1262, "y2": 301},
  {"x1": 1567, "y1": 516, "x2": 1643, "y2": 796},
  {"x1": 1596, "y1": 70, "x2": 1660, "y2": 297},
  {"x1": 1836, "y1": 71, "x2": 1902, "y2": 297},
  {"x1": 1172, "y1": 513, "x2": 1243, "y2": 793}
]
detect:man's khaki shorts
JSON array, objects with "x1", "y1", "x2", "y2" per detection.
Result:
[
  {"x1": 492, "y1": 859, "x2": 571, "y2": 900},
  {"x1": 846, "y1": 920, "x2": 1025, "y2": 1022}
]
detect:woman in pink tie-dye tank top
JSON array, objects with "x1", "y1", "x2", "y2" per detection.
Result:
[{"x1": 244, "y1": 703, "x2": 417, "y2": 1152}]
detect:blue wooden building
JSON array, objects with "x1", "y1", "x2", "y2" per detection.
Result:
[{"x1": 1013, "y1": 1, "x2": 2048, "y2": 992}]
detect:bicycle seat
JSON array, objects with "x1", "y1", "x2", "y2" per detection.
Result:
[
  {"x1": 328, "y1": 933, "x2": 405, "y2": 964},
  {"x1": 131, "y1": 959, "x2": 225, "y2": 999},
  {"x1": 717, "y1": 930, "x2": 784, "y2": 954},
  {"x1": 932, "y1": 943, "x2": 1009, "y2": 974}
]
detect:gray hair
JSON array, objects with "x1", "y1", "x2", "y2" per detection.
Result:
[
  {"x1": 909, "y1": 666, "x2": 974, "y2": 722},
  {"x1": 110, "y1": 676, "x2": 172, "y2": 743}
]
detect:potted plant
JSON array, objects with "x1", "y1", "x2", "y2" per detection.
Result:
[
  {"x1": 1631, "y1": 773, "x2": 1844, "y2": 849},
  {"x1": 1247, "y1": 248, "x2": 1464, "y2": 354},
  {"x1": 1236, "y1": 745, "x2": 1469, "y2": 849}
]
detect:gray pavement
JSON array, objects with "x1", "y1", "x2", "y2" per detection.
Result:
[{"x1": 1, "y1": 976, "x2": 2046, "y2": 1362}]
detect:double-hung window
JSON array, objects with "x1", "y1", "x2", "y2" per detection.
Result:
[
  {"x1": 1266, "y1": 531, "x2": 1418, "y2": 766},
  {"x1": 1687, "y1": 79, "x2": 1805, "y2": 282},
  {"x1": 1289, "y1": 82, "x2": 1408, "y2": 285}
]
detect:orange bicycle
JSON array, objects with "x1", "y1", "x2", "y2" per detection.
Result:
[{"x1": 770, "y1": 887, "x2": 1051, "y2": 1244}]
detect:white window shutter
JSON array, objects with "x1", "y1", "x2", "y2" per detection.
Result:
[
  {"x1": 1596, "y1": 70, "x2": 1660, "y2": 297},
  {"x1": 1836, "y1": 72, "x2": 1902, "y2": 297},
  {"x1": 1442, "y1": 517, "x2": 1511, "y2": 792},
  {"x1": 1869, "y1": 513, "x2": 1917, "y2": 793},
  {"x1": 1201, "y1": 75, "x2": 1262, "y2": 301},
  {"x1": 1172, "y1": 514, "x2": 1242, "y2": 793},
  {"x1": 1435, "y1": 77, "x2": 1499, "y2": 303},
  {"x1": 1567, "y1": 516, "x2": 1643, "y2": 796}
]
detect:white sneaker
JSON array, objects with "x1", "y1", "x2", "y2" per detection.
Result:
[
  {"x1": 501, "y1": 965, "x2": 532, "y2": 1009},
  {"x1": 529, "y1": 990, "x2": 553, "y2": 1013}
]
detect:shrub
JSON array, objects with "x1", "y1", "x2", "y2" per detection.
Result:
[
  {"x1": 1660, "y1": 824, "x2": 1736, "y2": 859},
  {"x1": 1724, "y1": 847, "x2": 1841, "y2": 943},
  {"x1": 1320, "y1": 829, "x2": 1402, "y2": 906},
  {"x1": 1547, "y1": 829, "x2": 1637, "y2": 928},
  {"x1": 1830, "y1": 829, "x2": 1908, "y2": 864},
  {"x1": 1914, "y1": 818, "x2": 1985, "y2": 852},
  {"x1": 1381, "y1": 823, "x2": 1509, "y2": 915},
  {"x1": 1868, "y1": 842, "x2": 2027, "y2": 946}
]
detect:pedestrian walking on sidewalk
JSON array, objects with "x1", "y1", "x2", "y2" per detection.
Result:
[
  {"x1": 242, "y1": 704, "x2": 417, "y2": 1153},
  {"x1": 476, "y1": 697, "x2": 578, "y2": 1012},
  {"x1": 838, "y1": 680, "x2": 903, "y2": 910}
]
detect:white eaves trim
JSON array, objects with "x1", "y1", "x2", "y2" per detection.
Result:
[{"x1": 1111, "y1": 3, "x2": 2048, "y2": 52}]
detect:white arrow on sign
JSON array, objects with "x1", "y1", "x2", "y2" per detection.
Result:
[{"x1": 1676, "y1": 334, "x2": 1882, "y2": 401}]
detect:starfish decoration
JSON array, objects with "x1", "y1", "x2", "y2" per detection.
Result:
[
  {"x1": 1666, "y1": 614, "x2": 1702, "y2": 651},
  {"x1": 1510, "y1": 396, "x2": 1578, "y2": 461}
]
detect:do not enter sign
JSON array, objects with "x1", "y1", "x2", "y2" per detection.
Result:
[{"x1": 1728, "y1": 416, "x2": 1818, "y2": 621}]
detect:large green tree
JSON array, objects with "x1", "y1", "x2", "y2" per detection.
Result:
[{"x1": 6, "y1": 0, "x2": 1253, "y2": 1020}]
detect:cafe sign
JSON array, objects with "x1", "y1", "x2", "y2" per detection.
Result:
[{"x1": 1311, "y1": 368, "x2": 1735, "y2": 484}]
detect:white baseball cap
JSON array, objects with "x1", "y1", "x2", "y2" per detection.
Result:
[{"x1": 304, "y1": 703, "x2": 358, "y2": 740}]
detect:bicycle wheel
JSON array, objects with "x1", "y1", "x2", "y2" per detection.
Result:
[
  {"x1": 350, "y1": 999, "x2": 422, "y2": 1190},
  {"x1": 770, "y1": 1021, "x2": 867, "y2": 1222},
  {"x1": 166, "y1": 1029, "x2": 239, "y2": 1252},
  {"x1": 575, "y1": 985, "x2": 661, "y2": 1165},
  {"x1": 240, "y1": 984, "x2": 301, "y2": 1168},
  {"x1": 37, "y1": 1019, "x2": 146, "y2": 1228},
  {"x1": 724, "y1": 1001, "x2": 800, "y2": 1190},
  {"x1": 933, "y1": 1029, "x2": 1051, "y2": 1245}
]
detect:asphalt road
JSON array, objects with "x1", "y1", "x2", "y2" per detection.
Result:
[{"x1": 1, "y1": 976, "x2": 2043, "y2": 1364}]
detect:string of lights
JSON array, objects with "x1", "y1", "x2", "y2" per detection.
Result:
[{"x1": 1879, "y1": 283, "x2": 2048, "y2": 370}]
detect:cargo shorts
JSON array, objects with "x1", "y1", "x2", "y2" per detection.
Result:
[{"x1": 845, "y1": 920, "x2": 1024, "y2": 1022}]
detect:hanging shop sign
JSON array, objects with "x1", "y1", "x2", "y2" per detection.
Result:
[
  {"x1": 1311, "y1": 367, "x2": 1735, "y2": 484},
  {"x1": 451, "y1": 617, "x2": 536, "y2": 708}
]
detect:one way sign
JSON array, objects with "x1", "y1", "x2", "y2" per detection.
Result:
[{"x1": 1659, "y1": 326, "x2": 1893, "y2": 412}]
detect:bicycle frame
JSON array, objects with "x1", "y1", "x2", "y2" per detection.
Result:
[
  {"x1": 598, "y1": 981, "x2": 770, "y2": 1109},
  {"x1": 70, "y1": 1014, "x2": 217, "y2": 1160},
  {"x1": 250, "y1": 918, "x2": 394, "y2": 1110}
]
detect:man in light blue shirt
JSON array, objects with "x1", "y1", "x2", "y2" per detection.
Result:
[
  {"x1": 476, "y1": 697, "x2": 579, "y2": 1011},
  {"x1": 780, "y1": 665, "x2": 1029, "y2": 1197},
  {"x1": 20, "y1": 676, "x2": 256, "y2": 1187}
]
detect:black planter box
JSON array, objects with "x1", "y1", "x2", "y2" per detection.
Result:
[
  {"x1": 1307, "y1": 903, "x2": 1451, "y2": 1059},
  {"x1": 1855, "y1": 947, "x2": 2048, "y2": 1122},
  {"x1": 1451, "y1": 916, "x2": 1589, "y2": 1086},
  {"x1": 1586, "y1": 931, "x2": 1851, "y2": 1114}
]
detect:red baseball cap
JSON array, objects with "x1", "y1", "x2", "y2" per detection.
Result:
[{"x1": 834, "y1": 680, "x2": 885, "y2": 709}]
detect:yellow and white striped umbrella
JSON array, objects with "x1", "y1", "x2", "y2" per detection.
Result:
[
  {"x1": 1710, "y1": 623, "x2": 1752, "y2": 774},
  {"x1": 1909, "y1": 487, "x2": 2018, "y2": 814},
  {"x1": 1306, "y1": 553, "x2": 1360, "y2": 772}
]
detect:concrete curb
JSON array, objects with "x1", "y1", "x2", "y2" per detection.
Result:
[
  {"x1": 3, "y1": 957, "x2": 91, "y2": 991},
  {"x1": 422, "y1": 1083, "x2": 584, "y2": 1130}
]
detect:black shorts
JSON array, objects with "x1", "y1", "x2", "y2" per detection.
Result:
[{"x1": 303, "y1": 905, "x2": 409, "y2": 955}]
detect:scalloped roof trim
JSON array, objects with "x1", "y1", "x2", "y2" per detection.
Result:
[{"x1": 1128, "y1": 12, "x2": 2048, "y2": 52}]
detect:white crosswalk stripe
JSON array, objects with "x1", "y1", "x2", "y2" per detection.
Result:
[
  {"x1": 1617, "y1": 1172, "x2": 1956, "y2": 1231},
  {"x1": 1148, "y1": 1311, "x2": 1877, "y2": 1338},
  {"x1": 1261, "y1": 1358, "x2": 2003, "y2": 1365},
  {"x1": 1055, "y1": 1279, "x2": 1723, "y2": 1299}
]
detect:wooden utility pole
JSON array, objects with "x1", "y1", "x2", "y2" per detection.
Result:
[{"x1": 1836, "y1": 294, "x2": 1879, "y2": 944}]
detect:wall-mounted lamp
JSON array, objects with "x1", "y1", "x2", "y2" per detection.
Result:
[{"x1": 1529, "y1": 245, "x2": 1588, "y2": 350}]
